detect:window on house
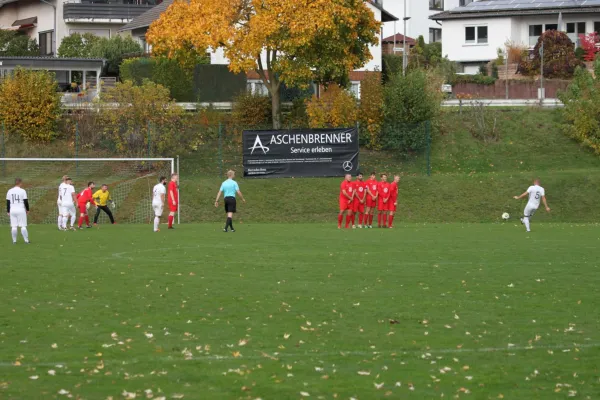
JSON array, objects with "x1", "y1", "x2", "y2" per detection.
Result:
[
  {"x1": 429, "y1": 0, "x2": 443, "y2": 10},
  {"x1": 477, "y1": 26, "x2": 488, "y2": 44},
  {"x1": 39, "y1": 31, "x2": 53, "y2": 56},
  {"x1": 529, "y1": 24, "x2": 543, "y2": 46},
  {"x1": 465, "y1": 26, "x2": 475, "y2": 43},
  {"x1": 545, "y1": 24, "x2": 558, "y2": 31},
  {"x1": 349, "y1": 82, "x2": 360, "y2": 99},
  {"x1": 460, "y1": 0, "x2": 474, "y2": 5},
  {"x1": 247, "y1": 80, "x2": 269, "y2": 96},
  {"x1": 465, "y1": 26, "x2": 487, "y2": 44},
  {"x1": 429, "y1": 28, "x2": 442, "y2": 43},
  {"x1": 566, "y1": 22, "x2": 586, "y2": 46},
  {"x1": 595, "y1": 22, "x2": 600, "y2": 34}
]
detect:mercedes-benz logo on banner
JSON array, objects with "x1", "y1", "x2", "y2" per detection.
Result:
[{"x1": 342, "y1": 160, "x2": 353, "y2": 172}]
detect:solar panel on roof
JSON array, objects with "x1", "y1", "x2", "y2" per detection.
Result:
[{"x1": 451, "y1": 0, "x2": 600, "y2": 13}]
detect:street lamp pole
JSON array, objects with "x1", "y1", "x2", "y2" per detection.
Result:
[
  {"x1": 402, "y1": 0, "x2": 410, "y2": 75},
  {"x1": 40, "y1": 0, "x2": 56, "y2": 55}
]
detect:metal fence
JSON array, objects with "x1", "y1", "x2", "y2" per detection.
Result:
[{"x1": 1, "y1": 119, "x2": 432, "y2": 179}]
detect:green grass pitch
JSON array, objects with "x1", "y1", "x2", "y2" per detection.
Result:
[{"x1": 1, "y1": 223, "x2": 600, "y2": 399}]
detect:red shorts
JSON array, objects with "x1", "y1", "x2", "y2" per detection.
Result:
[
  {"x1": 366, "y1": 196, "x2": 377, "y2": 208},
  {"x1": 352, "y1": 199, "x2": 365, "y2": 213},
  {"x1": 78, "y1": 203, "x2": 88, "y2": 214},
  {"x1": 389, "y1": 200, "x2": 397, "y2": 212},
  {"x1": 339, "y1": 197, "x2": 352, "y2": 211},
  {"x1": 378, "y1": 199, "x2": 389, "y2": 211},
  {"x1": 169, "y1": 204, "x2": 178, "y2": 212}
]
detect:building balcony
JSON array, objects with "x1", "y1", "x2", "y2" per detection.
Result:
[{"x1": 63, "y1": 0, "x2": 158, "y2": 23}]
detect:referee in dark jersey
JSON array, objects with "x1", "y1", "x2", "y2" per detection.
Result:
[{"x1": 214, "y1": 170, "x2": 246, "y2": 232}]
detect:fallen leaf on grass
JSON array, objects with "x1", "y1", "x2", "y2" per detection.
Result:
[
  {"x1": 172, "y1": 394, "x2": 184, "y2": 399},
  {"x1": 357, "y1": 371, "x2": 370, "y2": 376},
  {"x1": 300, "y1": 392, "x2": 310, "y2": 397},
  {"x1": 51, "y1": 343, "x2": 58, "y2": 349},
  {"x1": 238, "y1": 339, "x2": 248, "y2": 346},
  {"x1": 144, "y1": 333, "x2": 153, "y2": 339},
  {"x1": 48, "y1": 370, "x2": 56, "y2": 376},
  {"x1": 29, "y1": 376, "x2": 38, "y2": 380},
  {"x1": 232, "y1": 351, "x2": 242, "y2": 358},
  {"x1": 283, "y1": 333, "x2": 291, "y2": 340},
  {"x1": 374, "y1": 382, "x2": 384, "y2": 389},
  {"x1": 122, "y1": 390, "x2": 136, "y2": 399},
  {"x1": 58, "y1": 389, "x2": 70, "y2": 395}
]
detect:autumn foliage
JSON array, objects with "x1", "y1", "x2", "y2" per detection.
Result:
[
  {"x1": 147, "y1": 0, "x2": 380, "y2": 128},
  {"x1": 358, "y1": 72, "x2": 384, "y2": 149},
  {"x1": 579, "y1": 33, "x2": 600, "y2": 62},
  {"x1": 305, "y1": 85, "x2": 358, "y2": 129},
  {"x1": 0, "y1": 68, "x2": 61, "y2": 142},
  {"x1": 518, "y1": 30, "x2": 583, "y2": 79}
]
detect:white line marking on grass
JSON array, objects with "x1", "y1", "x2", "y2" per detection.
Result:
[{"x1": 1, "y1": 342, "x2": 599, "y2": 367}]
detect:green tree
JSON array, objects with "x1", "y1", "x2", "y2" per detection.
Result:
[
  {"x1": 0, "y1": 68, "x2": 61, "y2": 142},
  {"x1": 558, "y1": 61, "x2": 600, "y2": 154},
  {"x1": 89, "y1": 36, "x2": 142, "y2": 76},
  {"x1": 0, "y1": 30, "x2": 39, "y2": 56},
  {"x1": 57, "y1": 33, "x2": 100, "y2": 58}
]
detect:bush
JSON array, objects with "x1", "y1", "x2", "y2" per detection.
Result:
[
  {"x1": 231, "y1": 91, "x2": 272, "y2": 128},
  {"x1": 0, "y1": 30, "x2": 39, "y2": 56},
  {"x1": 518, "y1": 30, "x2": 584, "y2": 78},
  {"x1": 285, "y1": 97, "x2": 310, "y2": 128},
  {"x1": 574, "y1": 46, "x2": 586, "y2": 61},
  {"x1": 98, "y1": 80, "x2": 187, "y2": 156},
  {"x1": 579, "y1": 33, "x2": 600, "y2": 62},
  {"x1": 479, "y1": 64, "x2": 488, "y2": 76},
  {"x1": 382, "y1": 69, "x2": 442, "y2": 154},
  {"x1": 382, "y1": 54, "x2": 403, "y2": 83},
  {"x1": 358, "y1": 72, "x2": 384, "y2": 149},
  {"x1": 0, "y1": 68, "x2": 61, "y2": 142},
  {"x1": 558, "y1": 62, "x2": 600, "y2": 154},
  {"x1": 89, "y1": 36, "x2": 143, "y2": 76},
  {"x1": 452, "y1": 74, "x2": 497, "y2": 85},
  {"x1": 466, "y1": 101, "x2": 500, "y2": 142},
  {"x1": 57, "y1": 33, "x2": 99, "y2": 58},
  {"x1": 305, "y1": 85, "x2": 358, "y2": 128},
  {"x1": 491, "y1": 63, "x2": 499, "y2": 79}
]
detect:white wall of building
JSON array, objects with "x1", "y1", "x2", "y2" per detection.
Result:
[
  {"x1": 383, "y1": 0, "x2": 460, "y2": 42},
  {"x1": 442, "y1": 12, "x2": 600, "y2": 66},
  {"x1": 442, "y1": 17, "x2": 512, "y2": 63}
]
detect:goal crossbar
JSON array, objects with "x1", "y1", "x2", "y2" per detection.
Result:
[{"x1": 0, "y1": 157, "x2": 179, "y2": 224}]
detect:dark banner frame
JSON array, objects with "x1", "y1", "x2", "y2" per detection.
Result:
[{"x1": 243, "y1": 128, "x2": 359, "y2": 178}]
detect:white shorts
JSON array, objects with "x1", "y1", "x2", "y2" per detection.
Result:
[
  {"x1": 153, "y1": 203, "x2": 164, "y2": 217},
  {"x1": 61, "y1": 204, "x2": 76, "y2": 217},
  {"x1": 524, "y1": 204, "x2": 538, "y2": 218},
  {"x1": 10, "y1": 210, "x2": 27, "y2": 228}
]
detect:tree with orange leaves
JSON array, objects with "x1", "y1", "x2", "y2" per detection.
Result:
[{"x1": 147, "y1": 0, "x2": 380, "y2": 129}]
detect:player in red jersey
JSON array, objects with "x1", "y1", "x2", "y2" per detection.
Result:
[
  {"x1": 388, "y1": 175, "x2": 400, "y2": 228},
  {"x1": 338, "y1": 174, "x2": 354, "y2": 229},
  {"x1": 365, "y1": 172, "x2": 378, "y2": 228},
  {"x1": 377, "y1": 174, "x2": 391, "y2": 228},
  {"x1": 352, "y1": 172, "x2": 367, "y2": 228},
  {"x1": 167, "y1": 173, "x2": 179, "y2": 229},
  {"x1": 77, "y1": 181, "x2": 97, "y2": 229}
]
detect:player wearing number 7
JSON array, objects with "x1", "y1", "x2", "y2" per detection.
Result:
[{"x1": 513, "y1": 178, "x2": 550, "y2": 233}]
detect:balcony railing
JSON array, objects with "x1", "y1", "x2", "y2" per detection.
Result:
[{"x1": 63, "y1": 0, "x2": 156, "y2": 21}]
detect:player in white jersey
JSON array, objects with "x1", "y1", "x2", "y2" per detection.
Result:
[
  {"x1": 152, "y1": 176, "x2": 167, "y2": 232},
  {"x1": 60, "y1": 177, "x2": 77, "y2": 230},
  {"x1": 6, "y1": 178, "x2": 30, "y2": 244},
  {"x1": 57, "y1": 175, "x2": 69, "y2": 230},
  {"x1": 513, "y1": 178, "x2": 551, "y2": 232}
]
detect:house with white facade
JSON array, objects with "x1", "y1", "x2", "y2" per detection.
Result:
[
  {"x1": 0, "y1": 0, "x2": 159, "y2": 56},
  {"x1": 431, "y1": 0, "x2": 600, "y2": 74},
  {"x1": 383, "y1": 0, "x2": 471, "y2": 44}
]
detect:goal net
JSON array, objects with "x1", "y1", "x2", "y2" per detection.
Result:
[{"x1": 0, "y1": 158, "x2": 178, "y2": 225}]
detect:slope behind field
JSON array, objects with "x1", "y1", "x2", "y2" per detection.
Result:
[{"x1": 181, "y1": 109, "x2": 600, "y2": 223}]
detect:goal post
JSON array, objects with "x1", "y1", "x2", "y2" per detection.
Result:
[{"x1": 0, "y1": 157, "x2": 179, "y2": 225}]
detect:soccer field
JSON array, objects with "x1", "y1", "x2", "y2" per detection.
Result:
[{"x1": 1, "y1": 223, "x2": 600, "y2": 399}]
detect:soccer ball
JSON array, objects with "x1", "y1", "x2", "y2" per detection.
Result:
[{"x1": 502, "y1": 212, "x2": 510, "y2": 220}]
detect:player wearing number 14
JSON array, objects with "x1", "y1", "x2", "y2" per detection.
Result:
[{"x1": 6, "y1": 178, "x2": 30, "y2": 244}]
